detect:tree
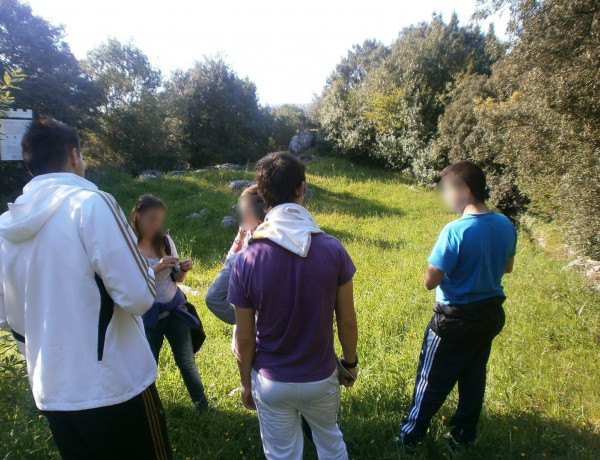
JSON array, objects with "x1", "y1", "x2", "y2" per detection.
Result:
[
  {"x1": 317, "y1": 16, "x2": 504, "y2": 168},
  {"x1": 83, "y1": 38, "x2": 162, "y2": 111},
  {"x1": 0, "y1": 67, "x2": 25, "y2": 117},
  {"x1": 267, "y1": 104, "x2": 308, "y2": 151},
  {"x1": 167, "y1": 57, "x2": 269, "y2": 167},
  {"x1": 0, "y1": 0, "x2": 102, "y2": 127},
  {"x1": 0, "y1": 67, "x2": 28, "y2": 202},
  {"x1": 82, "y1": 39, "x2": 174, "y2": 172},
  {"x1": 472, "y1": 0, "x2": 600, "y2": 257}
]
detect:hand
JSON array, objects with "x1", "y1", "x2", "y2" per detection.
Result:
[
  {"x1": 153, "y1": 256, "x2": 179, "y2": 273},
  {"x1": 339, "y1": 368, "x2": 357, "y2": 388},
  {"x1": 241, "y1": 385, "x2": 256, "y2": 410},
  {"x1": 236, "y1": 227, "x2": 248, "y2": 243},
  {"x1": 179, "y1": 259, "x2": 193, "y2": 272}
]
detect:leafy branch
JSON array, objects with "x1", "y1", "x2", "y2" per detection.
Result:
[{"x1": 0, "y1": 67, "x2": 26, "y2": 116}]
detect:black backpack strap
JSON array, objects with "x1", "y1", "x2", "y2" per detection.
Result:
[
  {"x1": 163, "y1": 235, "x2": 171, "y2": 256},
  {"x1": 163, "y1": 234, "x2": 177, "y2": 282}
]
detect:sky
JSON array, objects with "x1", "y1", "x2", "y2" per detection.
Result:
[{"x1": 24, "y1": 0, "x2": 508, "y2": 106}]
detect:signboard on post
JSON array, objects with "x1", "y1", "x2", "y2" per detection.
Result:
[{"x1": 0, "y1": 109, "x2": 33, "y2": 161}]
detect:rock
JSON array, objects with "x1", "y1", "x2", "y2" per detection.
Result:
[
  {"x1": 139, "y1": 169, "x2": 163, "y2": 180},
  {"x1": 179, "y1": 285, "x2": 200, "y2": 296},
  {"x1": 289, "y1": 131, "x2": 313, "y2": 154},
  {"x1": 215, "y1": 163, "x2": 242, "y2": 170},
  {"x1": 221, "y1": 215, "x2": 238, "y2": 229},
  {"x1": 229, "y1": 180, "x2": 255, "y2": 191},
  {"x1": 187, "y1": 209, "x2": 207, "y2": 219},
  {"x1": 168, "y1": 170, "x2": 188, "y2": 176},
  {"x1": 304, "y1": 187, "x2": 313, "y2": 199}
]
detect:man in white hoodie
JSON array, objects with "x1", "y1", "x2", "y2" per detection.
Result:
[{"x1": 0, "y1": 119, "x2": 171, "y2": 460}]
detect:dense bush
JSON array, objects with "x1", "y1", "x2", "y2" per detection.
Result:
[
  {"x1": 317, "y1": 16, "x2": 503, "y2": 168},
  {"x1": 164, "y1": 57, "x2": 273, "y2": 168},
  {"x1": 316, "y1": 3, "x2": 600, "y2": 257}
]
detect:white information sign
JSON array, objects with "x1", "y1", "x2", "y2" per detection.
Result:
[{"x1": 0, "y1": 109, "x2": 33, "y2": 161}]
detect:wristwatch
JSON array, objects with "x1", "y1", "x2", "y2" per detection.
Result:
[{"x1": 340, "y1": 356, "x2": 359, "y2": 369}]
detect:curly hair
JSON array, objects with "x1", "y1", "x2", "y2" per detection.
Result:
[{"x1": 255, "y1": 152, "x2": 306, "y2": 209}]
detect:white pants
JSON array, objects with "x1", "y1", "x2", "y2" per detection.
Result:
[{"x1": 251, "y1": 369, "x2": 348, "y2": 460}]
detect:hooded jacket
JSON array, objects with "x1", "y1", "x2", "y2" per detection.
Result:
[{"x1": 0, "y1": 173, "x2": 157, "y2": 411}]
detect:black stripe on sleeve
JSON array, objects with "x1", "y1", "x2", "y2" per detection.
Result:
[{"x1": 94, "y1": 274, "x2": 115, "y2": 361}]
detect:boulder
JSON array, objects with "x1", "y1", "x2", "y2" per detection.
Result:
[
  {"x1": 139, "y1": 169, "x2": 163, "y2": 180},
  {"x1": 187, "y1": 209, "x2": 207, "y2": 219},
  {"x1": 221, "y1": 215, "x2": 238, "y2": 229},
  {"x1": 229, "y1": 180, "x2": 255, "y2": 191},
  {"x1": 215, "y1": 163, "x2": 242, "y2": 170},
  {"x1": 168, "y1": 170, "x2": 188, "y2": 176},
  {"x1": 289, "y1": 131, "x2": 313, "y2": 154}
]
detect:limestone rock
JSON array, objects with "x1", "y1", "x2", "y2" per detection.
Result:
[
  {"x1": 229, "y1": 180, "x2": 255, "y2": 191},
  {"x1": 289, "y1": 131, "x2": 313, "y2": 154},
  {"x1": 221, "y1": 215, "x2": 238, "y2": 229},
  {"x1": 187, "y1": 209, "x2": 207, "y2": 219}
]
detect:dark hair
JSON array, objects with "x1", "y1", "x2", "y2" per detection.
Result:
[
  {"x1": 130, "y1": 194, "x2": 168, "y2": 257},
  {"x1": 240, "y1": 184, "x2": 266, "y2": 221},
  {"x1": 21, "y1": 118, "x2": 81, "y2": 176},
  {"x1": 440, "y1": 160, "x2": 489, "y2": 203},
  {"x1": 255, "y1": 152, "x2": 306, "y2": 209}
]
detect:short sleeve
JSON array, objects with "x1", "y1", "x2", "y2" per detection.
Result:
[
  {"x1": 338, "y1": 244, "x2": 357, "y2": 285},
  {"x1": 509, "y1": 227, "x2": 517, "y2": 258},
  {"x1": 428, "y1": 225, "x2": 459, "y2": 275},
  {"x1": 227, "y1": 254, "x2": 254, "y2": 309}
]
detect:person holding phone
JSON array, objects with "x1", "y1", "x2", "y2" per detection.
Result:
[{"x1": 131, "y1": 194, "x2": 209, "y2": 411}]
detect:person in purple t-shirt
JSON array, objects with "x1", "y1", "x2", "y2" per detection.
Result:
[{"x1": 228, "y1": 152, "x2": 359, "y2": 460}]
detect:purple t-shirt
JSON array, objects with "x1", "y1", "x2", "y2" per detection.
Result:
[{"x1": 228, "y1": 233, "x2": 356, "y2": 383}]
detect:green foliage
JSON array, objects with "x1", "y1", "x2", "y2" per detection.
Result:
[
  {"x1": 266, "y1": 104, "x2": 308, "y2": 151},
  {"x1": 0, "y1": 67, "x2": 26, "y2": 116},
  {"x1": 0, "y1": 67, "x2": 29, "y2": 204},
  {"x1": 461, "y1": 0, "x2": 600, "y2": 257},
  {"x1": 166, "y1": 57, "x2": 270, "y2": 168},
  {"x1": 0, "y1": 0, "x2": 103, "y2": 128},
  {"x1": 81, "y1": 39, "x2": 179, "y2": 173},
  {"x1": 317, "y1": 16, "x2": 504, "y2": 168},
  {"x1": 1, "y1": 158, "x2": 599, "y2": 458}
]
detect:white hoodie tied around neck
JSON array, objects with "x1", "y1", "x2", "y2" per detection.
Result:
[
  {"x1": 0, "y1": 173, "x2": 158, "y2": 411},
  {"x1": 251, "y1": 203, "x2": 323, "y2": 257}
]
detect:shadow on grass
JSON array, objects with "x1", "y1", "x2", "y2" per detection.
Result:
[
  {"x1": 321, "y1": 226, "x2": 406, "y2": 252},
  {"x1": 307, "y1": 157, "x2": 410, "y2": 186},
  {"x1": 162, "y1": 392, "x2": 600, "y2": 459},
  {"x1": 308, "y1": 184, "x2": 405, "y2": 219}
]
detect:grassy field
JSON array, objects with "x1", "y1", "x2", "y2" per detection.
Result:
[{"x1": 1, "y1": 157, "x2": 599, "y2": 459}]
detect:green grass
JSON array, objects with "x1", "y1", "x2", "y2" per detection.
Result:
[{"x1": 1, "y1": 157, "x2": 599, "y2": 459}]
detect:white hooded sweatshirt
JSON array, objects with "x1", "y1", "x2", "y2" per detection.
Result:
[
  {"x1": 0, "y1": 173, "x2": 157, "y2": 411},
  {"x1": 251, "y1": 203, "x2": 323, "y2": 257}
]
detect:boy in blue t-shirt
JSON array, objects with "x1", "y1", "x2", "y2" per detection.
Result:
[{"x1": 397, "y1": 160, "x2": 517, "y2": 449}]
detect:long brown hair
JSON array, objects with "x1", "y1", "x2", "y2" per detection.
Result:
[{"x1": 131, "y1": 194, "x2": 168, "y2": 257}]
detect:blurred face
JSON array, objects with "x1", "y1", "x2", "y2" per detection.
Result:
[
  {"x1": 440, "y1": 177, "x2": 471, "y2": 213},
  {"x1": 238, "y1": 199, "x2": 261, "y2": 232},
  {"x1": 137, "y1": 207, "x2": 166, "y2": 239}
]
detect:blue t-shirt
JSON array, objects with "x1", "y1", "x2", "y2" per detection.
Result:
[{"x1": 428, "y1": 211, "x2": 517, "y2": 305}]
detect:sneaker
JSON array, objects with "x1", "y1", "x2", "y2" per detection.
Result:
[
  {"x1": 193, "y1": 398, "x2": 209, "y2": 412},
  {"x1": 391, "y1": 434, "x2": 421, "y2": 452},
  {"x1": 444, "y1": 432, "x2": 475, "y2": 450}
]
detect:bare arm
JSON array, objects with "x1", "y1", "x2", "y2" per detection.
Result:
[
  {"x1": 505, "y1": 257, "x2": 515, "y2": 274},
  {"x1": 424, "y1": 264, "x2": 445, "y2": 290},
  {"x1": 234, "y1": 306, "x2": 257, "y2": 410},
  {"x1": 335, "y1": 279, "x2": 358, "y2": 386}
]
